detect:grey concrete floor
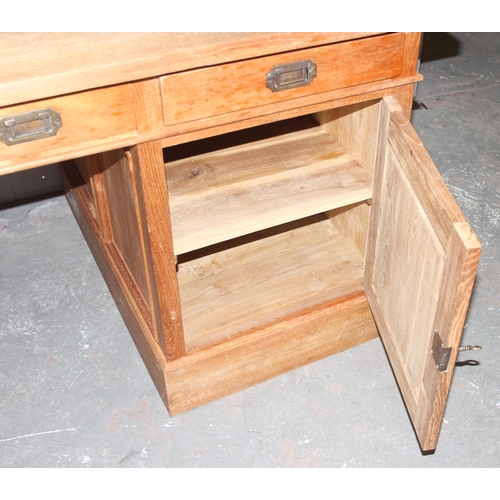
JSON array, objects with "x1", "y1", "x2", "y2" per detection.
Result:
[{"x1": 1, "y1": 33, "x2": 499, "y2": 467}]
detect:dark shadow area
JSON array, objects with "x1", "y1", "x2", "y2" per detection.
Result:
[
  {"x1": 177, "y1": 214, "x2": 328, "y2": 265},
  {"x1": 0, "y1": 162, "x2": 63, "y2": 206},
  {"x1": 412, "y1": 101, "x2": 423, "y2": 111},
  {"x1": 413, "y1": 33, "x2": 461, "y2": 112},
  {"x1": 421, "y1": 448, "x2": 436, "y2": 456},
  {"x1": 420, "y1": 33, "x2": 461, "y2": 63},
  {"x1": 455, "y1": 360, "x2": 480, "y2": 367},
  {"x1": 0, "y1": 190, "x2": 63, "y2": 212},
  {"x1": 163, "y1": 116, "x2": 317, "y2": 163}
]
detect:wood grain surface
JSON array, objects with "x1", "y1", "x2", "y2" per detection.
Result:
[
  {"x1": 0, "y1": 33, "x2": 382, "y2": 107},
  {"x1": 166, "y1": 116, "x2": 372, "y2": 254},
  {"x1": 365, "y1": 97, "x2": 481, "y2": 451}
]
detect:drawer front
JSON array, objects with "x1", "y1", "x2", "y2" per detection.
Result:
[
  {"x1": 160, "y1": 33, "x2": 406, "y2": 126},
  {"x1": 0, "y1": 84, "x2": 137, "y2": 175}
]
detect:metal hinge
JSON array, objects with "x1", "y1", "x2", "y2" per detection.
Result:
[
  {"x1": 431, "y1": 329, "x2": 483, "y2": 372},
  {"x1": 431, "y1": 329, "x2": 452, "y2": 372}
]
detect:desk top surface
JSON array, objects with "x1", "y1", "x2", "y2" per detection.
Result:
[{"x1": 1, "y1": 32, "x2": 380, "y2": 107}]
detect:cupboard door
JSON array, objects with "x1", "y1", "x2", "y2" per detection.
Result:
[{"x1": 365, "y1": 96, "x2": 481, "y2": 451}]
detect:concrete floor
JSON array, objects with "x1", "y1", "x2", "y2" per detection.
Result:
[{"x1": 1, "y1": 33, "x2": 499, "y2": 467}]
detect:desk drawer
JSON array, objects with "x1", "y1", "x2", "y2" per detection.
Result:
[
  {"x1": 160, "y1": 33, "x2": 406, "y2": 126},
  {"x1": 0, "y1": 84, "x2": 137, "y2": 175}
]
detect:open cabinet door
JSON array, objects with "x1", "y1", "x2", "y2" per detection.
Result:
[{"x1": 365, "y1": 96, "x2": 481, "y2": 451}]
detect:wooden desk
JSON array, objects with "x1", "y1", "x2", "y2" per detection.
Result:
[{"x1": 0, "y1": 33, "x2": 481, "y2": 452}]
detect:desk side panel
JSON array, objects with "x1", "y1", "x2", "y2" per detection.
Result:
[{"x1": 61, "y1": 144, "x2": 185, "y2": 363}]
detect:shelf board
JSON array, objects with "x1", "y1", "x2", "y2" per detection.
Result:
[
  {"x1": 177, "y1": 214, "x2": 365, "y2": 352},
  {"x1": 165, "y1": 117, "x2": 372, "y2": 255}
]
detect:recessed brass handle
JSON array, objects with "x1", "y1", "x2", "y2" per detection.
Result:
[
  {"x1": 0, "y1": 108, "x2": 62, "y2": 146},
  {"x1": 266, "y1": 60, "x2": 317, "y2": 92}
]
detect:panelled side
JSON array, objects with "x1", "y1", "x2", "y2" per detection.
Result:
[{"x1": 62, "y1": 142, "x2": 186, "y2": 362}]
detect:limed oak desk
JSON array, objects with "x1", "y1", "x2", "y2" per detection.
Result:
[{"x1": 0, "y1": 33, "x2": 481, "y2": 452}]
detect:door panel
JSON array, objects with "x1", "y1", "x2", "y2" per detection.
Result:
[{"x1": 365, "y1": 97, "x2": 481, "y2": 451}]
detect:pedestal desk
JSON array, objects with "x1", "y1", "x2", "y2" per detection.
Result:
[{"x1": 0, "y1": 33, "x2": 481, "y2": 452}]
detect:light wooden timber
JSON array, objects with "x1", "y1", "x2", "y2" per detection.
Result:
[
  {"x1": 0, "y1": 33, "x2": 383, "y2": 107},
  {"x1": 0, "y1": 79, "x2": 421, "y2": 177},
  {"x1": 3, "y1": 33, "x2": 481, "y2": 452},
  {"x1": 166, "y1": 116, "x2": 372, "y2": 254},
  {"x1": 159, "y1": 83, "x2": 419, "y2": 150},
  {"x1": 164, "y1": 291, "x2": 378, "y2": 415},
  {"x1": 177, "y1": 215, "x2": 365, "y2": 351},
  {"x1": 63, "y1": 144, "x2": 186, "y2": 362},
  {"x1": 365, "y1": 97, "x2": 481, "y2": 451},
  {"x1": 161, "y1": 33, "x2": 406, "y2": 126},
  {"x1": 62, "y1": 156, "x2": 378, "y2": 417},
  {"x1": 327, "y1": 201, "x2": 371, "y2": 258},
  {"x1": 1, "y1": 33, "x2": 422, "y2": 176},
  {"x1": 315, "y1": 99, "x2": 383, "y2": 257},
  {"x1": 314, "y1": 98, "x2": 383, "y2": 177},
  {"x1": 61, "y1": 162, "x2": 171, "y2": 408},
  {"x1": 0, "y1": 85, "x2": 137, "y2": 175}
]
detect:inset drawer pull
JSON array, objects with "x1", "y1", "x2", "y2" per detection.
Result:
[
  {"x1": 266, "y1": 60, "x2": 317, "y2": 92},
  {"x1": 0, "y1": 108, "x2": 62, "y2": 145}
]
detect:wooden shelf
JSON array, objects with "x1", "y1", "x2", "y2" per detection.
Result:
[
  {"x1": 165, "y1": 116, "x2": 372, "y2": 255},
  {"x1": 177, "y1": 214, "x2": 365, "y2": 351}
]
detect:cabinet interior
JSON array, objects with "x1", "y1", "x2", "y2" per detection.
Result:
[{"x1": 163, "y1": 99, "x2": 385, "y2": 352}]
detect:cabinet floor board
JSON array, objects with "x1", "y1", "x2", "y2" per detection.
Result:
[{"x1": 177, "y1": 214, "x2": 365, "y2": 351}]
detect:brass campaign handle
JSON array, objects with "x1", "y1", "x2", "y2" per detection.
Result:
[
  {"x1": 0, "y1": 108, "x2": 62, "y2": 146},
  {"x1": 266, "y1": 60, "x2": 317, "y2": 92}
]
